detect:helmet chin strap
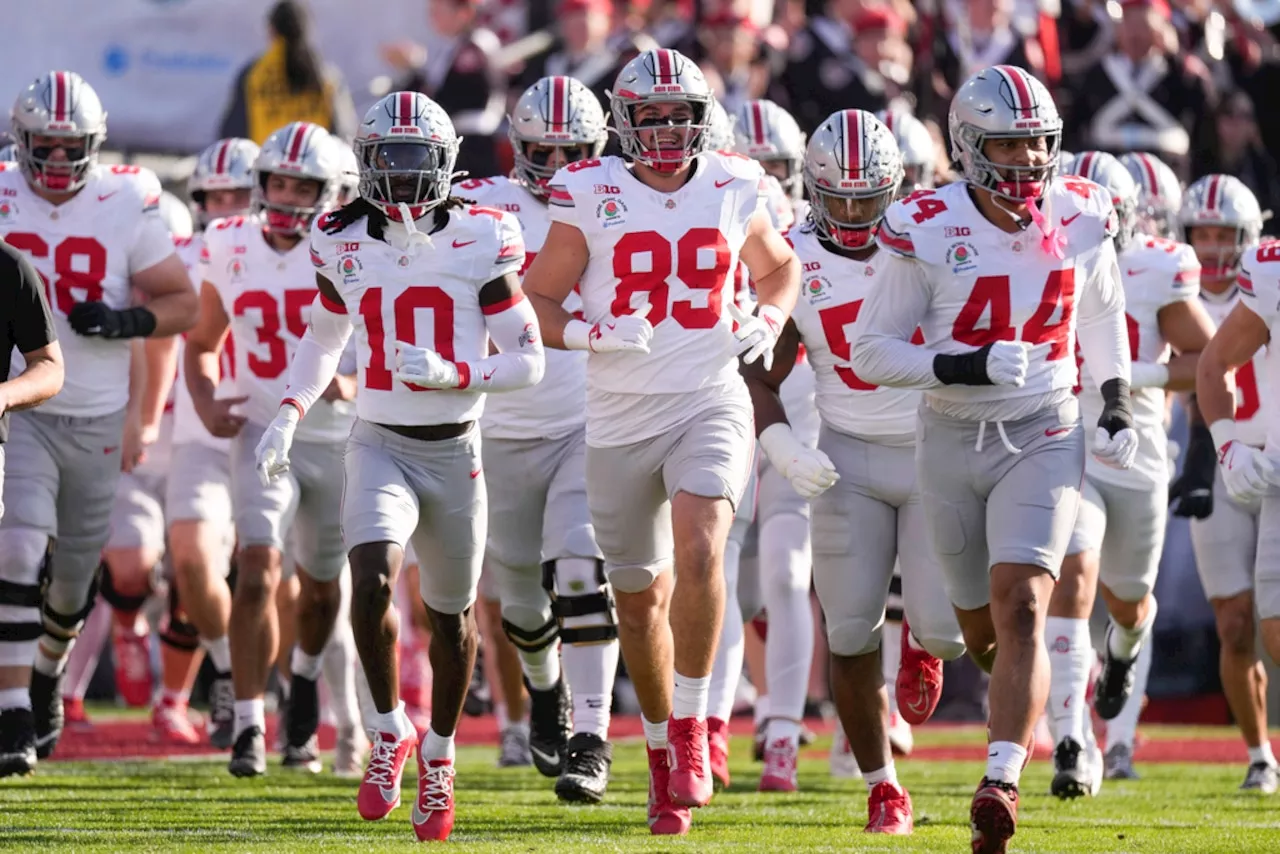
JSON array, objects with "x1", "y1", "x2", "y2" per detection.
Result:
[{"x1": 390, "y1": 202, "x2": 434, "y2": 255}]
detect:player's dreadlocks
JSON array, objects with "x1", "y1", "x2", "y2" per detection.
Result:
[{"x1": 321, "y1": 195, "x2": 475, "y2": 242}]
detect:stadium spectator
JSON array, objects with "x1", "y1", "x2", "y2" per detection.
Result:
[
  {"x1": 520, "y1": 0, "x2": 629, "y2": 108},
  {"x1": 781, "y1": 0, "x2": 890, "y2": 134},
  {"x1": 1205, "y1": 90, "x2": 1280, "y2": 231},
  {"x1": 217, "y1": 1, "x2": 358, "y2": 145}
]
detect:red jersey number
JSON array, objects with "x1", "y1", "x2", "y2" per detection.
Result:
[
  {"x1": 232, "y1": 289, "x2": 313, "y2": 379},
  {"x1": 4, "y1": 232, "x2": 107, "y2": 315},
  {"x1": 358, "y1": 286, "x2": 456, "y2": 392},
  {"x1": 609, "y1": 228, "x2": 732, "y2": 328},
  {"x1": 953, "y1": 270, "x2": 1077, "y2": 361}
]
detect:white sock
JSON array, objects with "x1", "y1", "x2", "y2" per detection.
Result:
[
  {"x1": 759, "y1": 513, "x2": 813, "y2": 722},
  {"x1": 754, "y1": 693, "x2": 770, "y2": 728},
  {"x1": 505, "y1": 718, "x2": 530, "y2": 737},
  {"x1": 985, "y1": 740, "x2": 1028, "y2": 785},
  {"x1": 882, "y1": 620, "x2": 903, "y2": 712},
  {"x1": 290, "y1": 647, "x2": 323, "y2": 681},
  {"x1": 233, "y1": 698, "x2": 265, "y2": 739},
  {"x1": 1106, "y1": 640, "x2": 1152, "y2": 749},
  {"x1": 519, "y1": 639, "x2": 561, "y2": 691},
  {"x1": 1046, "y1": 616, "x2": 1092, "y2": 745},
  {"x1": 1248, "y1": 743, "x2": 1277, "y2": 767},
  {"x1": 643, "y1": 714, "x2": 668, "y2": 750},
  {"x1": 672, "y1": 672, "x2": 710, "y2": 720},
  {"x1": 765, "y1": 717, "x2": 801, "y2": 744},
  {"x1": 422, "y1": 726, "x2": 455, "y2": 762},
  {"x1": 865, "y1": 760, "x2": 899, "y2": 790},
  {"x1": 708, "y1": 538, "x2": 745, "y2": 723},
  {"x1": 562, "y1": 637, "x2": 618, "y2": 739},
  {"x1": 202, "y1": 635, "x2": 232, "y2": 673},
  {"x1": 1107, "y1": 601, "x2": 1157, "y2": 661},
  {"x1": 0, "y1": 687, "x2": 31, "y2": 711},
  {"x1": 368, "y1": 701, "x2": 414, "y2": 740}
]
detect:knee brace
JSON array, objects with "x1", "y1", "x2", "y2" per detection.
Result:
[
  {"x1": 41, "y1": 558, "x2": 101, "y2": 643},
  {"x1": 544, "y1": 557, "x2": 617, "y2": 645},
  {"x1": 99, "y1": 560, "x2": 154, "y2": 614},
  {"x1": 0, "y1": 530, "x2": 53, "y2": 654},
  {"x1": 160, "y1": 582, "x2": 200, "y2": 652}
]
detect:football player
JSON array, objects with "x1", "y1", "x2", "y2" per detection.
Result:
[
  {"x1": 524, "y1": 49, "x2": 801, "y2": 835},
  {"x1": 0, "y1": 71, "x2": 198, "y2": 777},
  {"x1": 849, "y1": 65, "x2": 1137, "y2": 853},
  {"x1": 256, "y1": 91, "x2": 544, "y2": 841}
]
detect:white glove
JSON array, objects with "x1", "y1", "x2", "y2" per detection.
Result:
[
  {"x1": 1093, "y1": 426, "x2": 1139, "y2": 470},
  {"x1": 728, "y1": 303, "x2": 786, "y2": 372},
  {"x1": 255, "y1": 405, "x2": 300, "y2": 487},
  {"x1": 758, "y1": 423, "x2": 839, "y2": 500},
  {"x1": 983, "y1": 340, "x2": 1040, "y2": 387},
  {"x1": 1212, "y1": 420, "x2": 1277, "y2": 503},
  {"x1": 394, "y1": 341, "x2": 460, "y2": 389},
  {"x1": 566, "y1": 303, "x2": 654, "y2": 354}
]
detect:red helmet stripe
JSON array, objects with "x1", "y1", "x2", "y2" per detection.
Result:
[
  {"x1": 995, "y1": 65, "x2": 1033, "y2": 117},
  {"x1": 215, "y1": 140, "x2": 231, "y2": 175},
  {"x1": 287, "y1": 124, "x2": 307, "y2": 163},
  {"x1": 656, "y1": 49, "x2": 674, "y2": 80},
  {"x1": 53, "y1": 71, "x2": 68, "y2": 123},
  {"x1": 1078, "y1": 151, "x2": 1096, "y2": 180},
  {"x1": 844, "y1": 110, "x2": 862, "y2": 177},
  {"x1": 751, "y1": 102, "x2": 766, "y2": 146},
  {"x1": 1139, "y1": 154, "x2": 1159, "y2": 197},
  {"x1": 550, "y1": 77, "x2": 567, "y2": 129},
  {"x1": 398, "y1": 92, "x2": 414, "y2": 127},
  {"x1": 1206, "y1": 175, "x2": 1221, "y2": 212}
]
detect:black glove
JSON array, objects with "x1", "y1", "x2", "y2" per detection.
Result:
[
  {"x1": 67, "y1": 302, "x2": 156, "y2": 339},
  {"x1": 933, "y1": 343, "x2": 996, "y2": 386},
  {"x1": 1169, "y1": 423, "x2": 1215, "y2": 519},
  {"x1": 1098, "y1": 378, "x2": 1135, "y2": 437}
]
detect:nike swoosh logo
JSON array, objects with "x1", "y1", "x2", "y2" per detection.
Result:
[
  {"x1": 715, "y1": 178, "x2": 734, "y2": 188},
  {"x1": 469, "y1": 469, "x2": 482, "y2": 479},
  {"x1": 905, "y1": 673, "x2": 929, "y2": 717},
  {"x1": 98, "y1": 192, "x2": 118, "y2": 202},
  {"x1": 1060, "y1": 212, "x2": 1082, "y2": 226},
  {"x1": 1125, "y1": 269, "x2": 1147, "y2": 277},
  {"x1": 530, "y1": 745, "x2": 560, "y2": 767},
  {"x1": 605, "y1": 323, "x2": 616, "y2": 331},
  {"x1": 452, "y1": 240, "x2": 476, "y2": 248},
  {"x1": 103, "y1": 446, "x2": 119, "y2": 454},
  {"x1": 482, "y1": 369, "x2": 495, "y2": 381},
  {"x1": 1045, "y1": 427, "x2": 1071, "y2": 437},
  {"x1": 988, "y1": 750, "x2": 1000, "y2": 758},
  {"x1": 411, "y1": 800, "x2": 432, "y2": 826},
  {"x1": 380, "y1": 785, "x2": 400, "y2": 803}
]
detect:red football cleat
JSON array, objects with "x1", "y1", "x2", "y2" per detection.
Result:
[
  {"x1": 970, "y1": 778, "x2": 1019, "y2": 854},
  {"x1": 707, "y1": 716, "x2": 731, "y2": 791},
  {"x1": 357, "y1": 729, "x2": 415, "y2": 820},
  {"x1": 411, "y1": 755, "x2": 456, "y2": 842},
  {"x1": 152, "y1": 698, "x2": 201, "y2": 746},
  {"x1": 865, "y1": 781, "x2": 913, "y2": 834},
  {"x1": 63, "y1": 696, "x2": 91, "y2": 728},
  {"x1": 112, "y1": 625, "x2": 153, "y2": 708},
  {"x1": 647, "y1": 745, "x2": 692, "y2": 835},
  {"x1": 666, "y1": 716, "x2": 713, "y2": 807},
  {"x1": 758, "y1": 736, "x2": 798, "y2": 792},
  {"x1": 896, "y1": 619, "x2": 943, "y2": 726}
]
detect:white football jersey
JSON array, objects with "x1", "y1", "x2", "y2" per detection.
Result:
[
  {"x1": 547, "y1": 151, "x2": 766, "y2": 446},
  {"x1": 1228, "y1": 244, "x2": 1279, "y2": 450},
  {"x1": 171, "y1": 233, "x2": 236, "y2": 451},
  {"x1": 464, "y1": 176, "x2": 587, "y2": 440},
  {"x1": 876, "y1": 176, "x2": 1122, "y2": 421},
  {"x1": 789, "y1": 223, "x2": 919, "y2": 440},
  {"x1": 203, "y1": 214, "x2": 352, "y2": 443},
  {"x1": 309, "y1": 205, "x2": 524, "y2": 427},
  {"x1": 1079, "y1": 236, "x2": 1199, "y2": 487},
  {"x1": 1, "y1": 162, "x2": 176, "y2": 417}
]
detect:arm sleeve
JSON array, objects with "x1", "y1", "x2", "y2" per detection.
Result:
[
  {"x1": 457, "y1": 290, "x2": 545, "y2": 392},
  {"x1": 6, "y1": 244, "x2": 56, "y2": 352},
  {"x1": 281, "y1": 291, "x2": 354, "y2": 416},
  {"x1": 1075, "y1": 237, "x2": 1131, "y2": 385},
  {"x1": 848, "y1": 253, "x2": 942, "y2": 389}
]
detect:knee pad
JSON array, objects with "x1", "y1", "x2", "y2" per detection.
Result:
[
  {"x1": 917, "y1": 637, "x2": 966, "y2": 662},
  {"x1": 160, "y1": 582, "x2": 200, "y2": 652},
  {"x1": 827, "y1": 616, "x2": 880, "y2": 658},
  {"x1": 606, "y1": 564, "x2": 661, "y2": 594},
  {"x1": 501, "y1": 614, "x2": 558, "y2": 653},
  {"x1": 0, "y1": 529, "x2": 52, "y2": 654},
  {"x1": 99, "y1": 560, "x2": 154, "y2": 613},
  {"x1": 41, "y1": 560, "x2": 101, "y2": 642},
  {"x1": 545, "y1": 557, "x2": 617, "y2": 645}
]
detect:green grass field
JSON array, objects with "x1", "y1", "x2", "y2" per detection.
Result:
[{"x1": 2, "y1": 727, "x2": 1278, "y2": 853}]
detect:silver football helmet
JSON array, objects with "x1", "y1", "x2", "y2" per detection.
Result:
[
  {"x1": 189, "y1": 137, "x2": 259, "y2": 226},
  {"x1": 608, "y1": 48, "x2": 713, "y2": 173},
  {"x1": 355, "y1": 91, "x2": 460, "y2": 221},
  {"x1": 877, "y1": 107, "x2": 936, "y2": 196},
  {"x1": 803, "y1": 109, "x2": 903, "y2": 250},
  {"x1": 10, "y1": 71, "x2": 108, "y2": 193},
  {"x1": 1120, "y1": 152, "x2": 1183, "y2": 240},
  {"x1": 949, "y1": 65, "x2": 1062, "y2": 202},
  {"x1": 508, "y1": 76, "x2": 607, "y2": 197},
  {"x1": 703, "y1": 98, "x2": 735, "y2": 153},
  {"x1": 734, "y1": 99, "x2": 805, "y2": 200},
  {"x1": 252, "y1": 121, "x2": 341, "y2": 235},
  {"x1": 1067, "y1": 151, "x2": 1138, "y2": 251},
  {"x1": 158, "y1": 190, "x2": 194, "y2": 240},
  {"x1": 1180, "y1": 174, "x2": 1264, "y2": 282}
]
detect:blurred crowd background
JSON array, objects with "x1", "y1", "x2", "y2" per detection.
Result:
[{"x1": 5, "y1": 0, "x2": 1280, "y2": 721}]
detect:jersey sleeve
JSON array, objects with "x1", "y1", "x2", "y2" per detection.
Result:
[
  {"x1": 308, "y1": 216, "x2": 345, "y2": 309},
  {"x1": 485, "y1": 209, "x2": 525, "y2": 281},
  {"x1": 124, "y1": 167, "x2": 179, "y2": 273},
  {"x1": 1168, "y1": 242, "x2": 1201, "y2": 303},
  {"x1": 876, "y1": 199, "x2": 918, "y2": 260},
  {"x1": 1239, "y1": 243, "x2": 1280, "y2": 328},
  {"x1": 546, "y1": 164, "x2": 581, "y2": 226}
]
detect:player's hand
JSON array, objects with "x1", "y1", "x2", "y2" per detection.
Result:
[
  {"x1": 199, "y1": 395, "x2": 249, "y2": 438},
  {"x1": 728, "y1": 303, "x2": 786, "y2": 372},
  {"x1": 758, "y1": 423, "x2": 840, "y2": 500},
  {"x1": 394, "y1": 341, "x2": 461, "y2": 389},
  {"x1": 983, "y1": 341, "x2": 1035, "y2": 387},
  {"x1": 67, "y1": 302, "x2": 149, "y2": 339},
  {"x1": 255, "y1": 406, "x2": 300, "y2": 487},
  {"x1": 1094, "y1": 378, "x2": 1138, "y2": 470},
  {"x1": 121, "y1": 409, "x2": 145, "y2": 474},
  {"x1": 586, "y1": 303, "x2": 654, "y2": 354},
  {"x1": 1217, "y1": 440, "x2": 1276, "y2": 504},
  {"x1": 1168, "y1": 424, "x2": 1214, "y2": 519}
]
